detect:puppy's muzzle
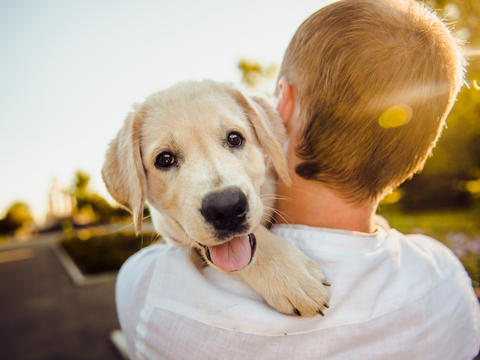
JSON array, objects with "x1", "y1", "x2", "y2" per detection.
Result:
[{"x1": 200, "y1": 187, "x2": 248, "y2": 233}]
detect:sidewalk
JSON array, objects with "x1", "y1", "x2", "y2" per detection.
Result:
[{"x1": 0, "y1": 238, "x2": 123, "y2": 360}]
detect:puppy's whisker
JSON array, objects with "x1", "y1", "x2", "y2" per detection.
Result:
[
  {"x1": 271, "y1": 207, "x2": 293, "y2": 223},
  {"x1": 260, "y1": 193, "x2": 289, "y2": 198},
  {"x1": 105, "y1": 221, "x2": 135, "y2": 235},
  {"x1": 189, "y1": 250, "x2": 210, "y2": 268},
  {"x1": 103, "y1": 214, "x2": 153, "y2": 247},
  {"x1": 189, "y1": 251, "x2": 204, "y2": 262},
  {"x1": 263, "y1": 205, "x2": 293, "y2": 225},
  {"x1": 261, "y1": 192, "x2": 291, "y2": 197},
  {"x1": 260, "y1": 195, "x2": 292, "y2": 202},
  {"x1": 269, "y1": 213, "x2": 288, "y2": 225},
  {"x1": 151, "y1": 232, "x2": 163, "y2": 245}
]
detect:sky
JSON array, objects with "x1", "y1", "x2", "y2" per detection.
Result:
[{"x1": 0, "y1": 0, "x2": 336, "y2": 222}]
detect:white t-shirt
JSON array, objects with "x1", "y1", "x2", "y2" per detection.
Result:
[{"x1": 116, "y1": 225, "x2": 480, "y2": 360}]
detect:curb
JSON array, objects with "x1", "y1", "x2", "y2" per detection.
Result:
[{"x1": 51, "y1": 242, "x2": 118, "y2": 286}]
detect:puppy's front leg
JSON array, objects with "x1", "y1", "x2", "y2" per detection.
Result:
[{"x1": 238, "y1": 225, "x2": 330, "y2": 317}]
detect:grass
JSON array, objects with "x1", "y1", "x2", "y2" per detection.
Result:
[{"x1": 378, "y1": 202, "x2": 480, "y2": 287}]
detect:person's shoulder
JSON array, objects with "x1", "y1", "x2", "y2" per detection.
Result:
[
  {"x1": 392, "y1": 229, "x2": 480, "y2": 355},
  {"x1": 119, "y1": 242, "x2": 165, "y2": 274},
  {"x1": 391, "y1": 229, "x2": 465, "y2": 273},
  {"x1": 388, "y1": 228, "x2": 477, "y2": 305},
  {"x1": 118, "y1": 242, "x2": 188, "y2": 283}
]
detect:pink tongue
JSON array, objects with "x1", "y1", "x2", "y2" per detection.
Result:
[{"x1": 208, "y1": 235, "x2": 251, "y2": 271}]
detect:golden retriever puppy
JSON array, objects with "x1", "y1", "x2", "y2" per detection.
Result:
[{"x1": 102, "y1": 80, "x2": 330, "y2": 316}]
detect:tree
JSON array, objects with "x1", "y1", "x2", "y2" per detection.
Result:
[
  {"x1": 398, "y1": 1, "x2": 480, "y2": 210},
  {"x1": 0, "y1": 202, "x2": 33, "y2": 234},
  {"x1": 238, "y1": 59, "x2": 278, "y2": 95},
  {"x1": 71, "y1": 171, "x2": 130, "y2": 224}
]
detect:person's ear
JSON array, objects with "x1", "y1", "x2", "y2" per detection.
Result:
[{"x1": 275, "y1": 77, "x2": 296, "y2": 131}]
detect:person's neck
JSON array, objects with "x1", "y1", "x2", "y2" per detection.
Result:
[{"x1": 274, "y1": 173, "x2": 378, "y2": 233}]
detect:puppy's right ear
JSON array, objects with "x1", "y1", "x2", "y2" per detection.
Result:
[
  {"x1": 102, "y1": 107, "x2": 148, "y2": 235},
  {"x1": 226, "y1": 88, "x2": 293, "y2": 187}
]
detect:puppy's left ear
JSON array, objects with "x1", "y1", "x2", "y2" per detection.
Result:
[
  {"x1": 102, "y1": 107, "x2": 148, "y2": 235},
  {"x1": 227, "y1": 88, "x2": 292, "y2": 187}
]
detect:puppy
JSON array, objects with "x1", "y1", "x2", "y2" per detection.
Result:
[{"x1": 102, "y1": 80, "x2": 330, "y2": 316}]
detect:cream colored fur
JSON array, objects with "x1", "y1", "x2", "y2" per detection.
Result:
[{"x1": 103, "y1": 80, "x2": 329, "y2": 316}]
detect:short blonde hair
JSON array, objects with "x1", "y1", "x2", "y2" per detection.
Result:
[{"x1": 279, "y1": 0, "x2": 465, "y2": 203}]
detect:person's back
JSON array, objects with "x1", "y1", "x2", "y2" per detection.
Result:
[
  {"x1": 116, "y1": 0, "x2": 480, "y2": 358},
  {"x1": 118, "y1": 225, "x2": 479, "y2": 359}
]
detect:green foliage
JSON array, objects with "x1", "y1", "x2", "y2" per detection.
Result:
[
  {"x1": 61, "y1": 231, "x2": 157, "y2": 274},
  {"x1": 238, "y1": 59, "x2": 278, "y2": 94},
  {"x1": 71, "y1": 170, "x2": 130, "y2": 224},
  {"x1": 426, "y1": 0, "x2": 480, "y2": 47},
  {"x1": 398, "y1": 1, "x2": 480, "y2": 210},
  {"x1": 74, "y1": 171, "x2": 90, "y2": 197},
  {"x1": 0, "y1": 202, "x2": 33, "y2": 234},
  {"x1": 379, "y1": 203, "x2": 480, "y2": 240}
]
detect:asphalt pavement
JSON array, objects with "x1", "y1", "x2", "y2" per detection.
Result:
[{"x1": 0, "y1": 240, "x2": 123, "y2": 360}]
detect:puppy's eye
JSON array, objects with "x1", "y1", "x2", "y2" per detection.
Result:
[
  {"x1": 227, "y1": 131, "x2": 244, "y2": 147},
  {"x1": 155, "y1": 152, "x2": 175, "y2": 169}
]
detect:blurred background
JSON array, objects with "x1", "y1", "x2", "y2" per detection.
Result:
[{"x1": 0, "y1": 0, "x2": 479, "y2": 359}]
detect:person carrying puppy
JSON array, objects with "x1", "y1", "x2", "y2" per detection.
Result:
[{"x1": 116, "y1": 0, "x2": 480, "y2": 358}]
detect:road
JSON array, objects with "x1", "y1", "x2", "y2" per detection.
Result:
[{"x1": 0, "y1": 239, "x2": 123, "y2": 360}]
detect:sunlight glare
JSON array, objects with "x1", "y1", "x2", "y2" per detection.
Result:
[
  {"x1": 379, "y1": 104, "x2": 412, "y2": 129},
  {"x1": 465, "y1": 49, "x2": 480, "y2": 58},
  {"x1": 474, "y1": 80, "x2": 480, "y2": 91}
]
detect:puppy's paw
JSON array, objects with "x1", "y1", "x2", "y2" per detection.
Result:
[
  {"x1": 239, "y1": 226, "x2": 330, "y2": 317},
  {"x1": 261, "y1": 256, "x2": 330, "y2": 317}
]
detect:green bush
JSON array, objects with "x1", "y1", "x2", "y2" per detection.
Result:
[{"x1": 61, "y1": 231, "x2": 158, "y2": 274}]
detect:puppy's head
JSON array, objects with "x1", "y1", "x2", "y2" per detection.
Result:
[{"x1": 102, "y1": 80, "x2": 290, "y2": 271}]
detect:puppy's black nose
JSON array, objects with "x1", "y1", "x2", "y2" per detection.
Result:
[{"x1": 201, "y1": 187, "x2": 247, "y2": 231}]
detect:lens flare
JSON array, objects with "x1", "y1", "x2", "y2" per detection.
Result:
[
  {"x1": 474, "y1": 80, "x2": 480, "y2": 91},
  {"x1": 379, "y1": 104, "x2": 412, "y2": 128}
]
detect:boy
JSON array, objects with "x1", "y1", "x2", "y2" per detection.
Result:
[{"x1": 116, "y1": 0, "x2": 480, "y2": 358}]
